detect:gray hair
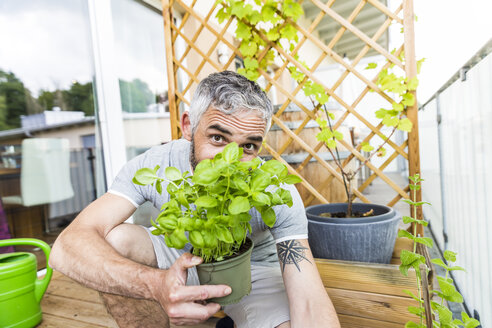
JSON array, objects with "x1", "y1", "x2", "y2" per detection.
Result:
[{"x1": 188, "y1": 71, "x2": 273, "y2": 134}]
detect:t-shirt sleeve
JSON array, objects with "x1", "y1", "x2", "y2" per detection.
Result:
[
  {"x1": 107, "y1": 152, "x2": 153, "y2": 208},
  {"x1": 269, "y1": 183, "x2": 308, "y2": 243}
]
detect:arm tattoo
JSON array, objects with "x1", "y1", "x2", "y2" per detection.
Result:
[{"x1": 277, "y1": 240, "x2": 311, "y2": 272}]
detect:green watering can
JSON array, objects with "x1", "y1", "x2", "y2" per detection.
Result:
[{"x1": 0, "y1": 238, "x2": 53, "y2": 328}]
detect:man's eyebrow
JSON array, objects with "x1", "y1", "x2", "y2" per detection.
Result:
[
  {"x1": 208, "y1": 124, "x2": 232, "y2": 135},
  {"x1": 247, "y1": 135, "x2": 263, "y2": 142}
]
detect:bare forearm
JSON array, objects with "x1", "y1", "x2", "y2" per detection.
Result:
[
  {"x1": 51, "y1": 226, "x2": 156, "y2": 299},
  {"x1": 277, "y1": 239, "x2": 340, "y2": 328}
]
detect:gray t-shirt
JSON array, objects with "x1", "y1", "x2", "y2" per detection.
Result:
[{"x1": 108, "y1": 139, "x2": 308, "y2": 266}]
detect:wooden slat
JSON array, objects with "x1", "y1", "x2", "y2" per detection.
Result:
[
  {"x1": 45, "y1": 277, "x2": 103, "y2": 304},
  {"x1": 315, "y1": 259, "x2": 419, "y2": 297},
  {"x1": 338, "y1": 313, "x2": 403, "y2": 328},
  {"x1": 39, "y1": 313, "x2": 110, "y2": 328},
  {"x1": 366, "y1": 0, "x2": 403, "y2": 24},
  {"x1": 310, "y1": 0, "x2": 404, "y2": 69},
  {"x1": 403, "y1": 0, "x2": 423, "y2": 234},
  {"x1": 327, "y1": 287, "x2": 416, "y2": 324},
  {"x1": 163, "y1": 0, "x2": 180, "y2": 140},
  {"x1": 41, "y1": 294, "x2": 118, "y2": 327}
]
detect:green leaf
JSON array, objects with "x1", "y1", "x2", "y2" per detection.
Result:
[
  {"x1": 239, "y1": 40, "x2": 258, "y2": 57},
  {"x1": 407, "y1": 77, "x2": 419, "y2": 91},
  {"x1": 400, "y1": 249, "x2": 425, "y2": 266},
  {"x1": 260, "y1": 207, "x2": 276, "y2": 227},
  {"x1": 282, "y1": 0, "x2": 303, "y2": 21},
  {"x1": 165, "y1": 167, "x2": 182, "y2": 181},
  {"x1": 361, "y1": 142, "x2": 374, "y2": 152},
  {"x1": 448, "y1": 266, "x2": 466, "y2": 272},
  {"x1": 375, "y1": 108, "x2": 388, "y2": 119},
  {"x1": 203, "y1": 230, "x2": 218, "y2": 248},
  {"x1": 462, "y1": 312, "x2": 480, "y2": 328},
  {"x1": 189, "y1": 231, "x2": 205, "y2": 248},
  {"x1": 233, "y1": 176, "x2": 250, "y2": 193},
  {"x1": 261, "y1": 3, "x2": 279, "y2": 23},
  {"x1": 280, "y1": 24, "x2": 298, "y2": 42},
  {"x1": 192, "y1": 167, "x2": 221, "y2": 185},
  {"x1": 444, "y1": 250, "x2": 457, "y2": 262},
  {"x1": 223, "y1": 142, "x2": 240, "y2": 163},
  {"x1": 266, "y1": 28, "x2": 280, "y2": 41},
  {"x1": 195, "y1": 195, "x2": 218, "y2": 208},
  {"x1": 437, "y1": 276, "x2": 464, "y2": 303},
  {"x1": 365, "y1": 62, "x2": 377, "y2": 69},
  {"x1": 398, "y1": 229, "x2": 415, "y2": 240},
  {"x1": 404, "y1": 321, "x2": 422, "y2": 328},
  {"x1": 232, "y1": 224, "x2": 246, "y2": 243},
  {"x1": 392, "y1": 102, "x2": 404, "y2": 112},
  {"x1": 229, "y1": 196, "x2": 250, "y2": 215},
  {"x1": 414, "y1": 236, "x2": 433, "y2": 248},
  {"x1": 407, "y1": 306, "x2": 425, "y2": 316},
  {"x1": 231, "y1": 1, "x2": 252, "y2": 19},
  {"x1": 398, "y1": 118, "x2": 413, "y2": 132},
  {"x1": 333, "y1": 131, "x2": 344, "y2": 141},
  {"x1": 382, "y1": 114, "x2": 399, "y2": 127},
  {"x1": 252, "y1": 191, "x2": 271, "y2": 206},
  {"x1": 432, "y1": 302, "x2": 454, "y2": 324},
  {"x1": 283, "y1": 174, "x2": 302, "y2": 184},
  {"x1": 402, "y1": 289, "x2": 422, "y2": 303},
  {"x1": 216, "y1": 225, "x2": 234, "y2": 243},
  {"x1": 133, "y1": 168, "x2": 159, "y2": 185},
  {"x1": 431, "y1": 258, "x2": 449, "y2": 270},
  {"x1": 402, "y1": 92, "x2": 415, "y2": 106},
  {"x1": 250, "y1": 170, "x2": 271, "y2": 192},
  {"x1": 235, "y1": 21, "x2": 251, "y2": 40},
  {"x1": 216, "y1": 7, "x2": 231, "y2": 24},
  {"x1": 261, "y1": 159, "x2": 285, "y2": 176},
  {"x1": 326, "y1": 139, "x2": 336, "y2": 149}
]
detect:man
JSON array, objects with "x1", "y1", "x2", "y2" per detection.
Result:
[{"x1": 50, "y1": 71, "x2": 340, "y2": 328}]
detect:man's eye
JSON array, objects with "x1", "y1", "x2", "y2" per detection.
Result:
[
  {"x1": 212, "y1": 135, "x2": 223, "y2": 143},
  {"x1": 243, "y1": 143, "x2": 256, "y2": 151}
]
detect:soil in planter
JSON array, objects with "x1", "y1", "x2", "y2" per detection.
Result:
[
  {"x1": 319, "y1": 208, "x2": 375, "y2": 218},
  {"x1": 192, "y1": 238, "x2": 253, "y2": 263}
]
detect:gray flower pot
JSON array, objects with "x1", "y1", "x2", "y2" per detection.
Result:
[{"x1": 306, "y1": 203, "x2": 401, "y2": 264}]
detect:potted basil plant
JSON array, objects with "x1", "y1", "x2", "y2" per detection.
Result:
[{"x1": 133, "y1": 142, "x2": 301, "y2": 305}]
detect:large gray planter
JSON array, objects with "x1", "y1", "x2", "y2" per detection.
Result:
[{"x1": 306, "y1": 203, "x2": 401, "y2": 264}]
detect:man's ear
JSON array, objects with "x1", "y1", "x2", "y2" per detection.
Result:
[{"x1": 181, "y1": 111, "x2": 192, "y2": 141}]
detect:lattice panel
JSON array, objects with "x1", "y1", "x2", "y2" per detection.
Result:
[{"x1": 161, "y1": 0, "x2": 421, "y2": 213}]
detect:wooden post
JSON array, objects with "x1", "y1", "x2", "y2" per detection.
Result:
[
  {"x1": 403, "y1": 0, "x2": 423, "y2": 235},
  {"x1": 162, "y1": 0, "x2": 180, "y2": 140}
]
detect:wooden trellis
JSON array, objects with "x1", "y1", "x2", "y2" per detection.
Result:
[{"x1": 161, "y1": 0, "x2": 422, "y2": 228}]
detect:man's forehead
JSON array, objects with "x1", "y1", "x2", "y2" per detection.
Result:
[{"x1": 201, "y1": 108, "x2": 267, "y2": 136}]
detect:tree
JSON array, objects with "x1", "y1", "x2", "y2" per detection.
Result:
[
  {"x1": 62, "y1": 81, "x2": 94, "y2": 116},
  {"x1": 0, "y1": 69, "x2": 28, "y2": 130},
  {"x1": 119, "y1": 78, "x2": 154, "y2": 113}
]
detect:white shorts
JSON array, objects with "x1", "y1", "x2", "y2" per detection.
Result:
[{"x1": 143, "y1": 227, "x2": 290, "y2": 328}]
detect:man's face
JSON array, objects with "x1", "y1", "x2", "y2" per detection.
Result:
[{"x1": 189, "y1": 108, "x2": 266, "y2": 169}]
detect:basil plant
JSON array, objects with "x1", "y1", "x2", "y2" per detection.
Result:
[{"x1": 133, "y1": 142, "x2": 302, "y2": 263}]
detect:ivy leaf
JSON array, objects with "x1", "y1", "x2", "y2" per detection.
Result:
[
  {"x1": 392, "y1": 102, "x2": 404, "y2": 112},
  {"x1": 289, "y1": 66, "x2": 305, "y2": 82},
  {"x1": 266, "y1": 28, "x2": 280, "y2": 41},
  {"x1": 280, "y1": 24, "x2": 298, "y2": 42},
  {"x1": 417, "y1": 58, "x2": 426, "y2": 74},
  {"x1": 382, "y1": 114, "x2": 399, "y2": 127},
  {"x1": 231, "y1": 1, "x2": 252, "y2": 19},
  {"x1": 365, "y1": 62, "x2": 377, "y2": 69},
  {"x1": 316, "y1": 92, "x2": 329, "y2": 105},
  {"x1": 398, "y1": 118, "x2": 413, "y2": 132},
  {"x1": 361, "y1": 142, "x2": 374, "y2": 152},
  {"x1": 402, "y1": 92, "x2": 415, "y2": 106},
  {"x1": 261, "y1": 3, "x2": 278, "y2": 23},
  {"x1": 407, "y1": 77, "x2": 419, "y2": 91},
  {"x1": 228, "y1": 196, "x2": 250, "y2": 215},
  {"x1": 235, "y1": 21, "x2": 251, "y2": 40},
  {"x1": 375, "y1": 108, "x2": 388, "y2": 119},
  {"x1": 239, "y1": 40, "x2": 258, "y2": 57},
  {"x1": 326, "y1": 139, "x2": 337, "y2": 149},
  {"x1": 216, "y1": 7, "x2": 231, "y2": 24},
  {"x1": 282, "y1": 0, "x2": 303, "y2": 21},
  {"x1": 247, "y1": 10, "x2": 262, "y2": 25}
]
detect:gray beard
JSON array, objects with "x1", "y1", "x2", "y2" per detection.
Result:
[{"x1": 190, "y1": 136, "x2": 199, "y2": 171}]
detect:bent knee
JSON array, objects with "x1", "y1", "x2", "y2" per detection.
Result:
[{"x1": 105, "y1": 224, "x2": 157, "y2": 267}]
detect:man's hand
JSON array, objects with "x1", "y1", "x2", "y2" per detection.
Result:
[{"x1": 153, "y1": 253, "x2": 232, "y2": 326}]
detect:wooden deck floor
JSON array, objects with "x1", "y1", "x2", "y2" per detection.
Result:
[{"x1": 39, "y1": 271, "x2": 218, "y2": 328}]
